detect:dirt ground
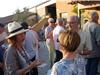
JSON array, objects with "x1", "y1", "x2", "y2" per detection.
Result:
[{"x1": 38, "y1": 41, "x2": 50, "y2": 75}]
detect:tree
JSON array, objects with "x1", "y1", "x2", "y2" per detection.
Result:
[{"x1": 13, "y1": 7, "x2": 30, "y2": 22}]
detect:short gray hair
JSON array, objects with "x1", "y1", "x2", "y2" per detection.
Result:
[
  {"x1": 48, "y1": 18, "x2": 55, "y2": 23},
  {"x1": 56, "y1": 18, "x2": 64, "y2": 23},
  {"x1": 67, "y1": 15, "x2": 79, "y2": 23}
]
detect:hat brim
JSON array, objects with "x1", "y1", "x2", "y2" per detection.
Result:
[{"x1": 6, "y1": 29, "x2": 29, "y2": 39}]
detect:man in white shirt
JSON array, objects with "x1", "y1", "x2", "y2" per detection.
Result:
[
  {"x1": 67, "y1": 15, "x2": 92, "y2": 54},
  {"x1": 53, "y1": 18, "x2": 65, "y2": 62},
  {"x1": 67, "y1": 15, "x2": 93, "y2": 75}
]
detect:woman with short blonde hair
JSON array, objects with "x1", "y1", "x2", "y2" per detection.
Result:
[
  {"x1": 59, "y1": 30, "x2": 80, "y2": 52},
  {"x1": 51, "y1": 30, "x2": 86, "y2": 75}
]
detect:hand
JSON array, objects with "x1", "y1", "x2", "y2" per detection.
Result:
[{"x1": 31, "y1": 59, "x2": 42, "y2": 68}]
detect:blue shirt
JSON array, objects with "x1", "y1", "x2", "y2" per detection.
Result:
[
  {"x1": 51, "y1": 54, "x2": 86, "y2": 75},
  {"x1": 0, "y1": 46, "x2": 5, "y2": 62},
  {"x1": 24, "y1": 30, "x2": 37, "y2": 60}
]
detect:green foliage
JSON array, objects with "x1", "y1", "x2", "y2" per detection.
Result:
[
  {"x1": 13, "y1": 7, "x2": 30, "y2": 22},
  {"x1": 72, "y1": 4, "x2": 78, "y2": 14}
]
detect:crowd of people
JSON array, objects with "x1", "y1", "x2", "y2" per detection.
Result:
[
  {"x1": 45, "y1": 11, "x2": 100, "y2": 75},
  {"x1": 0, "y1": 11, "x2": 100, "y2": 75}
]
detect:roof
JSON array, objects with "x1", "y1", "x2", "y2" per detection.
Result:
[
  {"x1": 0, "y1": 12, "x2": 35, "y2": 25},
  {"x1": 67, "y1": 0, "x2": 100, "y2": 5},
  {"x1": 0, "y1": 15, "x2": 14, "y2": 25}
]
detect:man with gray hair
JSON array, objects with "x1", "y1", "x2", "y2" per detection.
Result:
[
  {"x1": 45, "y1": 18, "x2": 56, "y2": 68},
  {"x1": 67, "y1": 15, "x2": 93, "y2": 75},
  {"x1": 83, "y1": 11, "x2": 100, "y2": 75}
]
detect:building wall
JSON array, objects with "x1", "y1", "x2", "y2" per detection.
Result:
[
  {"x1": 29, "y1": 0, "x2": 100, "y2": 25},
  {"x1": 78, "y1": 3, "x2": 100, "y2": 25},
  {"x1": 37, "y1": 7, "x2": 46, "y2": 18},
  {"x1": 56, "y1": 0, "x2": 76, "y2": 18},
  {"x1": 29, "y1": 0, "x2": 56, "y2": 19},
  {"x1": 56, "y1": 0, "x2": 100, "y2": 26},
  {"x1": 81, "y1": 10, "x2": 100, "y2": 25}
]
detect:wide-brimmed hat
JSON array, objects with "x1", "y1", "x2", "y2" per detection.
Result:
[{"x1": 6, "y1": 21, "x2": 28, "y2": 39}]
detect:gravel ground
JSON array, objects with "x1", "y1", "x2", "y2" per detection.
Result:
[{"x1": 38, "y1": 41, "x2": 50, "y2": 75}]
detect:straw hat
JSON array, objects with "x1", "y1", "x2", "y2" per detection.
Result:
[{"x1": 6, "y1": 21, "x2": 28, "y2": 39}]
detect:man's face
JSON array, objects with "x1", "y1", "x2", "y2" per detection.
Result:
[{"x1": 67, "y1": 17, "x2": 79, "y2": 31}]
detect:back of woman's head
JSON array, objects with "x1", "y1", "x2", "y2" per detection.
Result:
[{"x1": 58, "y1": 30, "x2": 80, "y2": 52}]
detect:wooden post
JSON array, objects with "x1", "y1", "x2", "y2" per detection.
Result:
[{"x1": 78, "y1": 3, "x2": 81, "y2": 28}]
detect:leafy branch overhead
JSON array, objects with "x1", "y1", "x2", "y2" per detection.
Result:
[{"x1": 13, "y1": 7, "x2": 34, "y2": 22}]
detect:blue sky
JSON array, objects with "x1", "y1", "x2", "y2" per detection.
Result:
[{"x1": 0, "y1": 0, "x2": 47, "y2": 17}]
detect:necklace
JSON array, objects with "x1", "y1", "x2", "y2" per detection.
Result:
[{"x1": 17, "y1": 46, "x2": 31, "y2": 64}]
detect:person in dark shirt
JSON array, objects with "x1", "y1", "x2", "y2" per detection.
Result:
[
  {"x1": 0, "y1": 23, "x2": 8, "y2": 75},
  {"x1": 0, "y1": 46, "x2": 5, "y2": 75}
]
